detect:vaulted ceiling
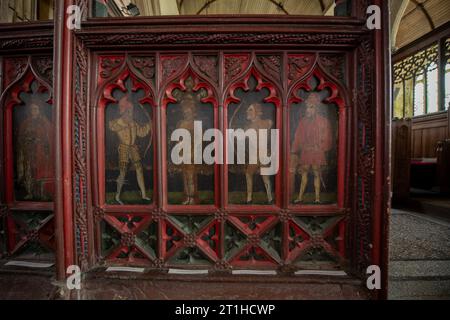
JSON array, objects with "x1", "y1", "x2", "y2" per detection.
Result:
[
  {"x1": 393, "y1": 0, "x2": 450, "y2": 50},
  {"x1": 130, "y1": 0, "x2": 336, "y2": 16},
  {"x1": 175, "y1": 0, "x2": 335, "y2": 15}
]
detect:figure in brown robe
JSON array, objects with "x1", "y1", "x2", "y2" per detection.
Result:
[{"x1": 17, "y1": 100, "x2": 53, "y2": 200}]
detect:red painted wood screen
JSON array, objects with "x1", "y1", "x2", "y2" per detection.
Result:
[
  {"x1": 92, "y1": 51, "x2": 349, "y2": 271},
  {"x1": 0, "y1": 55, "x2": 56, "y2": 261},
  {"x1": 0, "y1": 0, "x2": 390, "y2": 299}
]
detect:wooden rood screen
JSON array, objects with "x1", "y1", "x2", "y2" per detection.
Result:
[
  {"x1": 0, "y1": 0, "x2": 390, "y2": 299},
  {"x1": 93, "y1": 51, "x2": 348, "y2": 269}
]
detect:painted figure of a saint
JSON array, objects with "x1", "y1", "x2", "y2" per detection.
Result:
[
  {"x1": 229, "y1": 102, "x2": 274, "y2": 204},
  {"x1": 242, "y1": 103, "x2": 274, "y2": 204},
  {"x1": 171, "y1": 93, "x2": 214, "y2": 205},
  {"x1": 176, "y1": 93, "x2": 198, "y2": 205},
  {"x1": 16, "y1": 99, "x2": 53, "y2": 201},
  {"x1": 291, "y1": 93, "x2": 332, "y2": 204},
  {"x1": 108, "y1": 94, "x2": 152, "y2": 205},
  {"x1": 167, "y1": 77, "x2": 215, "y2": 205}
]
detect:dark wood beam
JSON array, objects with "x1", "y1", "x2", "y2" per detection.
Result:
[
  {"x1": 268, "y1": 0, "x2": 289, "y2": 15},
  {"x1": 196, "y1": 0, "x2": 217, "y2": 15},
  {"x1": 318, "y1": 0, "x2": 326, "y2": 13},
  {"x1": 411, "y1": 0, "x2": 435, "y2": 30},
  {"x1": 178, "y1": 0, "x2": 184, "y2": 13}
]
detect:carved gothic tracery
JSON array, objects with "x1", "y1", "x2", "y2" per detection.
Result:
[
  {"x1": 87, "y1": 51, "x2": 350, "y2": 271},
  {"x1": 0, "y1": 55, "x2": 56, "y2": 261},
  {"x1": 0, "y1": 5, "x2": 387, "y2": 295}
]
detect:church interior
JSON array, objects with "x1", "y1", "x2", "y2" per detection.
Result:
[{"x1": 0, "y1": 0, "x2": 449, "y2": 301}]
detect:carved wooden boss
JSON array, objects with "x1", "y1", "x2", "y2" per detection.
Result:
[{"x1": 0, "y1": 1, "x2": 390, "y2": 299}]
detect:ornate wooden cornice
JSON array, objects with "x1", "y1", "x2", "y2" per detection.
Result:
[
  {"x1": 0, "y1": 36, "x2": 53, "y2": 51},
  {"x1": 0, "y1": 22, "x2": 53, "y2": 52},
  {"x1": 75, "y1": 15, "x2": 369, "y2": 48},
  {"x1": 76, "y1": 31, "x2": 366, "y2": 48}
]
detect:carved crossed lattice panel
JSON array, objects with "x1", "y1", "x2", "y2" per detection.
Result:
[
  {"x1": 287, "y1": 215, "x2": 345, "y2": 268},
  {"x1": 163, "y1": 215, "x2": 219, "y2": 266},
  {"x1": 101, "y1": 213, "x2": 157, "y2": 265},
  {"x1": 99, "y1": 212, "x2": 345, "y2": 271},
  {"x1": 5, "y1": 211, "x2": 55, "y2": 260},
  {"x1": 226, "y1": 215, "x2": 282, "y2": 268}
]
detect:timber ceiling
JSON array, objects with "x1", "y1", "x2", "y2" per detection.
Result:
[
  {"x1": 175, "y1": 0, "x2": 335, "y2": 15},
  {"x1": 131, "y1": 0, "x2": 336, "y2": 16},
  {"x1": 396, "y1": 0, "x2": 450, "y2": 49}
]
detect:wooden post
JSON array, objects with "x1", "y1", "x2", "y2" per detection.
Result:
[
  {"x1": 53, "y1": 0, "x2": 75, "y2": 281},
  {"x1": 373, "y1": 0, "x2": 391, "y2": 300}
]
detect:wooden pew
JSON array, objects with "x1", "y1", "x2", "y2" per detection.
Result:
[
  {"x1": 436, "y1": 139, "x2": 450, "y2": 195},
  {"x1": 392, "y1": 118, "x2": 412, "y2": 202}
]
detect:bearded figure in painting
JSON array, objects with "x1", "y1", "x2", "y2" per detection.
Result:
[{"x1": 291, "y1": 93, "x2": 332, "y2": 204}]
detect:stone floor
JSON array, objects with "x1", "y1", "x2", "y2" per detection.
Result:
[
  {"x1": 65, "y1": 275, "x2": 369, "y2": 300},
  {"x1": 0, "y1": 272, "x2": 55, "y2": 300},
  {"x1": 388, "y1": 209, "x2": 450, "y2": 300},
  {"x1": 0, "y1": 209, "x2": 449, "y2": 300},
  {"x1": 0, "y1": 272, "x2": 370, "y2": 300}
]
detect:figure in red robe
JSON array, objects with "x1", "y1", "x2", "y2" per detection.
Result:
[
  {"x1": 291, "y1": 93, "x2": 332, "y2": 203},
  {"x1": 16, "y1": 100, "x2": 53, "y2": 200}
]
